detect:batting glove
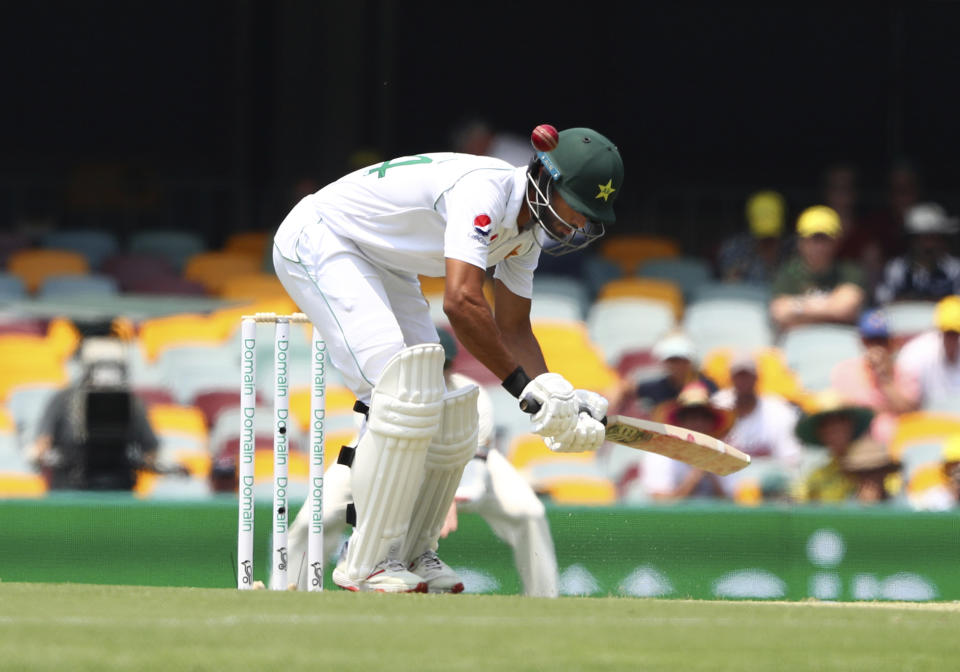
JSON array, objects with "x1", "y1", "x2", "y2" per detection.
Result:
[
  {"x1": 545, "y1": 412, "x2": 606, "y2": 453},
  {"x1": 520, "y1": 373, "x2": 578, "y2": 437},
  {"x1": 574, "y1": 389, "x2": 608, "y2": 422}
]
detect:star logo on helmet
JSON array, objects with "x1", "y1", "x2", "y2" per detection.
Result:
[{"x1": 596, "y1": 180, "x2": 616, "y2": 202}]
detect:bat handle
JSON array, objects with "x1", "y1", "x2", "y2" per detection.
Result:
[{"x1": 519, "y1": 396, "x2": 608, "y2": 426}]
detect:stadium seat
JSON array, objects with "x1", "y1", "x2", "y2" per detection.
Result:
[
  {"x1": 587, "y1": 298, "x2": 676, "y2": 365},
  {"x1": 637, "y1": 256, "x2": 714, "y2": 300},
  {"x1": 889, "y1": 412, "x2": 960, "y2": 460},
  {"x1": 183, "y1": 251, "x2": 263, "y2": 294},
  {"x1": 598, "y1": 234, "x2": 680, "y2": 276},
  {"x1": 532, "y1": 321, "x2": 619, "y2": 391},
  {"x1": 0, "y1": 473, "x2": 47, "y2": 497},
  {"x1": 529, "y1": 295, "x2": 585, "y2": 322},
  {"x1": 6, "y1": 384, "x2": 60, "y2": 445},
  {"x1": 532, "y1": 274, "x2": 592, "y2": 319},
  {"x1": 156, "y1": 344, "x2": 239, "y2": 404},
  {"x1": 884, "y1": 301, "x2": 937, "y2": 341},
  {"x1": 7, "y1": 249, "x2": 90, "y2": 293},
  {"x1": 683, "y1": 299, "x2": 774, "y2": 358},
  {"x1": 38, "y1": 273, "x2": 119, "y2": 299},
  {"x1": 219, "y1": 273, "x2": 290, "y2": 301},
  {"x1": 542, "y1": 476, "x2": 617, "y2": 505},
  {"x1": 596, "y1": 278, "x2": 684, "y2": 320},
  {"x1": 128, "y1": 230, "x2": 206, "y2": 272},
  {"x1": 0, "y1": 335, "x2": 71, "y2": 402},
  {"x1": 690, "y1": 281, "x2": 772, "y2": 306},
  {"x1": 41, "y1": 230, "x2": 119, "y2": 269},
  {"x1": 224, "y1": 231, "x2": 270, "y2": 256},
  {"x1": 581, "y1": 255, "x2": 623, "y2": 299},
  {"x1": 101, "y1": 253, "x2": 176, "y2": 291},
  {"x1": 779, "y1": 324, "x2": 863, "y2": 392},
  {"x1": 138, "y1": 314, "x2": 231, "y2": 362},
  {"x1": 0, "y1": 273, "x2": 27, "y2": 301},
  {"x1": 288, "y1": 384, "x2": 358, "y2": 434},
  {"x1": 147, "y1": 404, "x2": 209, "y2": 441}
]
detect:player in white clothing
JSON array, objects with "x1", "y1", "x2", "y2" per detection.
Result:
[{"x1": 272, "y1": 125, "x2": 623, "y2": 592}]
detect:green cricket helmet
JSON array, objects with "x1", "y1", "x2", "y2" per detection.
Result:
[{"x1": 526, "y1": 127, "x2": 624, "y2": 256}]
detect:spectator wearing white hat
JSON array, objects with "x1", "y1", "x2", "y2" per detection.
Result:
[
  {"x1": 607, "y1": 331, "x2": 719, "y2": 419},
  {"x1": 711, "y1": 351, "x2": 803, "y2": 490},
  {"x1": 875, "y1": 203, "x2": 960, "y2": 305}
]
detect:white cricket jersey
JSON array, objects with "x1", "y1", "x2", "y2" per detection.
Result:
[{"x1": 274, "y1": 153, "x2": 541, "y2": 298}]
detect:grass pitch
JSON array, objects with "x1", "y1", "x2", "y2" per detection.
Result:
[{"x1": 1, "y1": 583, "x2": 958, "y2": 671}]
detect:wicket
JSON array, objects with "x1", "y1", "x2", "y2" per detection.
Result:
[{"x1": 237, "y1": 312, "x2": 327, "y2": 591}]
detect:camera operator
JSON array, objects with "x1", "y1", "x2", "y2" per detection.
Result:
[{"x1": 27, "y1": 336, "x2": 159, "y2": 491}]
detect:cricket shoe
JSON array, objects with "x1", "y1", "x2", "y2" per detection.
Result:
[
  {"x1": 332, "y1": 557, "x2": 427, "y2": 594},
  {"x1": 409, "y1": 550, "x2": 464, "y2": 594}
]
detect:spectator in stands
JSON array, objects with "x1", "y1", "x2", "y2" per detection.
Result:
[
  {"x1": 822, "y1": 163, "x2": 884, "y2": 294},
  {"x1": 830, "y1": 309, "x2": 920, "y2": 445},
  {"x1": 875, "y1": 203, "x2": 960, "y2": 305},
  {"x1": 26, "y1": 337, "x2": 159, "y2": 491},
  {"x1": 860, "y1": 159, "x2": 920, "y2": 263},
  {"x1": 607, "y1": 332, "x2": 718, "y2": 418},
  {"x1": 712, "y1": 351, "x2": 802, "y2": 492},
  {"x1": 896, "y1": 295, "x2": 960, "y2": 410},
  {"x1": 641, "y1": 382, "x2": 731, "y2": 501},
  {"x1": 716, "y1": 190, "x2": 792, "y2": 284},
  {"x1": 793, "y1": 391, "x2": 899, "y2": 504},
  {"x1": 769, "y1": 205, "x2": 866, "y2": 331}
]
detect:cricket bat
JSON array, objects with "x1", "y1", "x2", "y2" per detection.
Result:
[
  {"x1": 520, "y1": 398, "x2": 750, "y2": 476},
  {"x1": 603, "y1": 415, "x2": 750, "y2": 476}
]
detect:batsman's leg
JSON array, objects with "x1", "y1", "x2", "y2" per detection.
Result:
[
  {"x1": 334, "y1": 344, "x2": 445, "y2": 593},
  {"x1": 401, "y1": 384, "x2": 479, "y2": 593}
]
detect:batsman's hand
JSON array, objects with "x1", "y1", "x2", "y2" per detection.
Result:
[
  {"x1": 545, "y1": 412, "x2": 606, "y2": 453},
  {"x1": 574, "y1": 389, "x2": 608, "y2": 422},
  {"x1": 520, "y1": 373, "x2": 578, "y2": 437}
]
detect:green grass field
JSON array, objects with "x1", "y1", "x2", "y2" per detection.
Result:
[{"x1": 1, "y1": 583, "x2": 958, "y2": 671}]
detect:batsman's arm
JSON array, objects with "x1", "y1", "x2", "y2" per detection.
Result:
[{"x1": 443, "y1": 258, "x2": 544, "y2": 381}]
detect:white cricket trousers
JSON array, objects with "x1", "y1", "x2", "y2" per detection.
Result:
[{"x1": 272, "y1": 200, "x2": 439, "y2": 403}]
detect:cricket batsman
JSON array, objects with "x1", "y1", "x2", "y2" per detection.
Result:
[
  {"x1": 281, "y1": 328, "x2": 560, "y2": 596},
  {"x1": 272, "y1": 124, "x2": 624, "y2": 593}
]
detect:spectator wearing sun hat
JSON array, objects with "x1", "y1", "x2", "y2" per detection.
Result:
[
  {"x1": 875, "y1": 203, "x2": 960, "y2": 305},
  {"x1": 716, "y1": 190, "x2": 793, "y2": 284},
  {"x1": 896, "y1": 295, "x2": 960, "y2": 410},
  {"x1": 770, "y1": 205, "x2": 866, "y2": 331},
  {"x1": 830, "y1": 309, "x2": 920, "y2": 445},
  {"x1": 793, "y1": 390, "x2": 899, "y2": 504}
]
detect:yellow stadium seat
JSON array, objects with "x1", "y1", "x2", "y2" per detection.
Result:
[
  {"x1": 147, "y1": 404, "x2": 209, "y2": 438},
  {"x1": 0, "y1": 335, "x2": 71, "y2": 402},
  {"x1": 289, "y1": 385, "x2": 357, "y2": 433},
  {"x1": 0, "y1": 473, "x2": 48, "y2": 498},
  {"x1": 531, "y1": 321, "x2": 620, "y2": 391},
  {"x1": 183, "y1": 251, "x2": 262, "y2": 294},
  {"x1": 890, "y1": 412, "x2": 960, "y2": 460},
  {"x1": 224, "y1": 231, "x2": 270, "y2": 256},
  {"x1": 253, "y1": 447, "x2": 311, "y2": 482},
  {"x1": 507, "y1": 433, "x2": 594, "y2": 472},
  {"x1": 7, "y1": 249, "x2": 90, "y2": 293},
  {"x1": 599, "y1": 235, "x2": 680, "y2": 276},
  {"x1": 542, "y1": 476, "x2": 617, "y2": 505},
  {"x1": 907, "y1": 463, "x2": 950, "y2": 495},
  {"x1": 219, "y1": 273, "x2": 290, "y2": 301},
  {"x1": 138, "y1": 314, "x2": 230, "y2": 362},
  {"x1": 596, "y1": 278, "x2": 684, "y2": 320}
]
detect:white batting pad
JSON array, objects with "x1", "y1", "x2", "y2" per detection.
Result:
[
  {"x1": 343, "y1": 344, "x2": 445, "y2": 580},
  {"x1": 402, "y1": 383, "x2": 480, "y2": 562}
]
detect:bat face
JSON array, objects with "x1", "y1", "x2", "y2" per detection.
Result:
[{"x1": 605, "y1": 415, "x2": 751, "y2": 476}]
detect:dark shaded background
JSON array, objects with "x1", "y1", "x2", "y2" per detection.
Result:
[{"x1": 2, "y1": 1, "x2": 958, "y2": 254}]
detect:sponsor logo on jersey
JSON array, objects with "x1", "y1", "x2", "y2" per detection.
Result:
[{"x1": 473, "y1": 214, "x2": 493, "y2": 236}]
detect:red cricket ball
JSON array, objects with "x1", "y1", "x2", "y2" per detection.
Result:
[{"x1": 531, "y1": 124, "x2": 559, "y2": 152}]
